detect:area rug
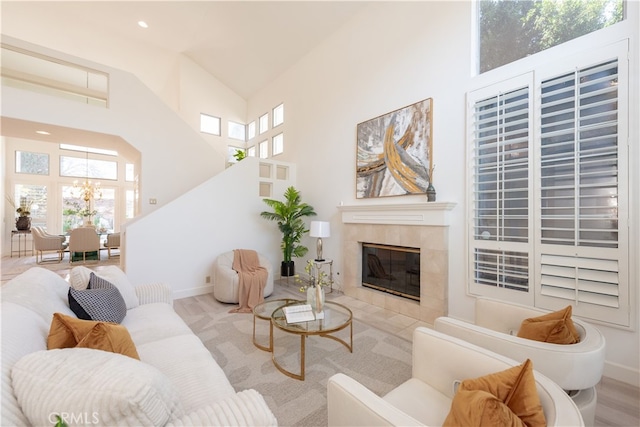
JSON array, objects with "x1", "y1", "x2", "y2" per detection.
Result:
[{"x1": 177, "y1": 293, "x2": 413, "y2": 427}]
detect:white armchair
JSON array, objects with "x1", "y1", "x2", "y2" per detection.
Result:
[
  {"x1": 31, "y1": 226, "x2": 67, "y2": 264},
  {"x1": 327, "y1": 327, "x2": 583, "y2": 427},
  {"x1": 104, "y1": 232, "x2": 120, "y2": 258},
  {"x1": 212, "y1": 250, "x2": 274, "y2": 303},
  {"x1": 433, "y1": 297, "x2": 605, "y2": 425}
]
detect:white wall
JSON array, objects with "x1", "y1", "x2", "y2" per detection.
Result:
[
  {"x1": 124, "y1": 157, "x2": 295, "y2": 296},
  {"x1": 248, "y1": 0, "x2": 470, "y2": 321},
  {"x1": 247, "y1": 1, "x2": 640, "y2": 385}
]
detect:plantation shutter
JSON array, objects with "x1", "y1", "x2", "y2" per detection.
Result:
[
  {"x1": 468, "y1": 41, "x2": 629, "y2": 326},
  {"x1": 468, "y1": 74, "x2": 532, "y2": 301},
  {"x1": 535, "y1": 44, "x2": 629, "y2": 326}
]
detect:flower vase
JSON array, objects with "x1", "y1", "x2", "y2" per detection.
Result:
[
  {"x1": 15, "y1": 216, "x2": 31, "y2": 231},
  {"x1": 306, "y1": 285, "x2": 325, "y2": 314}
]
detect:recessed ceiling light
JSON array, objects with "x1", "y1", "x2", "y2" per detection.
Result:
[
  {"x1": 36, "y1": 130, "x2": 51, "y2": 135},
  {"x1": 138, "y1": 21, "x2": 148, "y2": 29}
]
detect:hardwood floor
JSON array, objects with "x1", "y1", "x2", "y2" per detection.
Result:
[{"x1": 2, "y1": 256, "x2": 639, "y2": 426}]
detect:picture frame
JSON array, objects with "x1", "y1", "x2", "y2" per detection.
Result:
[{"x1": 356, "y1": 98, "x2": 433, "y2": 199}]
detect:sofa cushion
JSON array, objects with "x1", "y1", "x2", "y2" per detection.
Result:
[
  {"x1": 68, "y1": 273, "x2": 127, "y2": 323},
  {"x1": 443, "y1": 359, "x2": 546, "y2": 427},
  {"x1": 69, "y1": 266, "x2": 139, "y2": 309},
  {"x1": 136, "y1": 334, "x2": 236, "y2": 413},
  {"x1": 11, "y1": 348, "x2": 184, "y2": 426},
  {"x1": 122, "y1": 303, "x2": 193, "y2": 346},
  {"x1": 383, "y1": 377, "x2": 453, "y2": 426},
  {"x1": 1, "y1": 303, "x2": 49, "y2": 427},
  {"x1": 1, "y1": 267, "x2": 76, "y2": 322},
  {"x1": 47, "y1": 313, "x2": 139, "y2": 359},
  {"x1": 517, "y1": 305, "x2": 580, "y2": 344}
]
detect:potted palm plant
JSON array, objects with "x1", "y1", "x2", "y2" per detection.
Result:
[{"x1": 261, "y1": 186, "x2": 317, "y2": 276}]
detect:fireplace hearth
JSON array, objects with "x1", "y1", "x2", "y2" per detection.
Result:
[{"x1": 362, "y1": 243, "x2": 420, "y2": 301}]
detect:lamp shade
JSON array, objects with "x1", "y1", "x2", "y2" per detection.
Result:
[{"x1": 309, "y1": 221, "x2": 331, "y2": 238}]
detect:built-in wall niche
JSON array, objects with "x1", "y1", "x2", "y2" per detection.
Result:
[
  {"x1": 276, "y1": 165, "x2": 288, "y2": 180},
  {"x1": 259, "y1": 182, "x2": 272, "y2": 197},
  {"x1": 259, "y1": 163, "x2": 272, "y2": 179},
  {"x1": 258, "y1": 161, "x2": 290, "y2": 198}
]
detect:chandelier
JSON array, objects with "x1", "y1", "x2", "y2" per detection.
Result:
[
  {"x1": 73, "y1": 152, "x2": 102, "y2": 210},
  {"x1": 73, "y1": 178, "x2": 102, "y2": 205}
]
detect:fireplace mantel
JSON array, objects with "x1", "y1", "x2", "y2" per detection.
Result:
[{"x1": 338, "y1": 202, "x2": 456, "y2": 226}]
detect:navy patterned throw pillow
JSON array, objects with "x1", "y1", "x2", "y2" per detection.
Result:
[{"x1": 68, "y1": 272, "x2": 127, "y2": 323}]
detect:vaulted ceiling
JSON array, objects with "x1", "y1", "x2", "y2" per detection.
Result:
[{"x1": 1, "y1": 1, "x2": 369, "y2": 99}]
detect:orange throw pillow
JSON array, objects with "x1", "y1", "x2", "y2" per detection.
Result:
[
  {"x1": 517, "y1": 305, "x2": 580, "y2": 344},
  {"x1": 47, "y1": 312, "x2": 139, "y2": 359},
  {"x1": 445, "y1": 389, "x2": 525, "y2": 427},
  {"x1": 444, "y1": 359, "x2": 546, "y2": 427}
]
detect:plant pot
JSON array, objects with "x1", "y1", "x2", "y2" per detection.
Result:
[
  {"x1": 15, "y1": 216, "x2": 31, "y2": 231},
  {"x1": 281, "y1": 261, "x2": 295, "y2": 277}
]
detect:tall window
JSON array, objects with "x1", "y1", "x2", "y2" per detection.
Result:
[
  {"x1": 478, "y1": 0, "x2": 624, "y2": 73},
  {"x1": 468, "y1": 42, "x2": 629, "y2": 326},
  {"x1": 13, "y1": 184, "x2": 47, "y2": 228},
  {"x1": 273, "y1": 103, "x2": 284, "y2": 127},
  {"x1": 200, "y1": 113, "x2": 221, "y2": 136},
  {"x1": 259, "y1": 140, "x2": 268, "y2": 159},
  {"x1": 272, "y1": 133, "x2": 284, "y2": 156},
  {"x1": 228, "y1": 121, "x2": 246, "y2": 141},
  {"x1": 94, "y1": 188, "x2": 115, "y2": 232},
  {"x1": 259, "y1": 113, "x2": 269, "y2": 134},
  {"x1": 247, "y1": 121, "x2": 256, "y2": 140}
]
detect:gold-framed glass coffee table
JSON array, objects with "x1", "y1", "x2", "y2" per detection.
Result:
[
  {"x1": 270, "y1": 300, "x2": 353, "y2": 381},
  {"x1": 253, "y1": 298, "x2": 298, "y2": 352}
]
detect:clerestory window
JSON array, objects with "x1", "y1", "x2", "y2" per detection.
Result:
[{"x1": 478, "y1": 0, "x2": 624, "y2": 74}]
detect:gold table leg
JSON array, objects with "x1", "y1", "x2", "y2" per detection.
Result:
[
  {"x1": 253, "y1": 314, "x2": 273, "y2": 352},
  {"x1": 271, "y1": 320, "x2": 352, "y2": 381}
]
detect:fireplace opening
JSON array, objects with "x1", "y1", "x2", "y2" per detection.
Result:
[{"x1": 361, "y1": 243, "x2": 420, "y2": 301}]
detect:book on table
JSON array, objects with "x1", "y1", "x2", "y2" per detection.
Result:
[{"x1": 283, "y1": 304, "x2": 324, "y2": 323}]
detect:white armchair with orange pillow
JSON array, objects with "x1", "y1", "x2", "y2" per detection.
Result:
[
  {"x1": 433, "y1": 298, "x2": 606, "y2": 425},
  {"x1": 327, "y1": 327, "x2": 583, "y2": 426}
]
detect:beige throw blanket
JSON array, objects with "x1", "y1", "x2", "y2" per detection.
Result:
[{"x1": 229, "y1": 249, "x2": 268, "y2": 314}]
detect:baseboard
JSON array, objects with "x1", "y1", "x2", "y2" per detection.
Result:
[
  {"x1": 173, "y1": 285, "x2": 214, "y2": 300},
  {"x1": 603, "y1": 360, "x2": 640, "y2": 387}
]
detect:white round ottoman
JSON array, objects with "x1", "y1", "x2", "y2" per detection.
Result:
[{"x1": 212, "y1": 250, "x2": 274, "y2": 303}]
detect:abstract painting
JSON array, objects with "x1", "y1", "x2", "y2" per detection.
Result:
[{"x1": 356, "y1": 98, "x2": 433, "y2": 198}]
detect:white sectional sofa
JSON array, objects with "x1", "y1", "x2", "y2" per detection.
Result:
[{"x1": 1, "y1": 267, "x2": 277, "y2": 426}]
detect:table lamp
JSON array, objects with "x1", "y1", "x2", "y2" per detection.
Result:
[{"x1": 309, "y1": 221, "x2": 330, "y2": 261}]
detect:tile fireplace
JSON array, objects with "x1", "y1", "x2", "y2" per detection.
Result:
[{"x1": 339, "y1": 202, "x2": 455, "y2": 324}]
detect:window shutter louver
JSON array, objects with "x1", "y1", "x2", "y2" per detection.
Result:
[
  {"x1": 538, "y1": 58, "x2": 625, "y2": 320},
  {"x1": 540, "y1": 59, "x2": 619, "y2": 248},
  {"x1": 471, "y1": 81, "x2": 531, "y2": 294}
]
